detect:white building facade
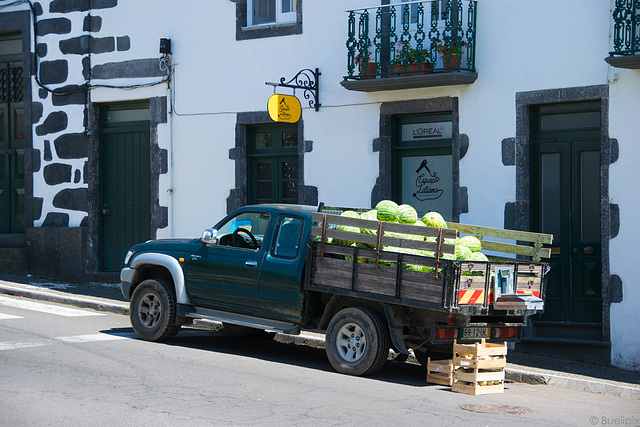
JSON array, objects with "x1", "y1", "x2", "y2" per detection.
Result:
[{"x1": 0, "y1": 0, "x2": 637, "y2": 370}]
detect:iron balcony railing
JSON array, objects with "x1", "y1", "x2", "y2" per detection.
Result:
[
  {"x1": 344, "y1": 0, "x2": 477, "y2": 81},
  {"x1": 610, "y1": 0, "x2": 640, "y2": 56}
]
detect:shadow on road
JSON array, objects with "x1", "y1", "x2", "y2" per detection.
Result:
[{"x1": 101, "y1": 326, "x2": 431, "y2": 387}]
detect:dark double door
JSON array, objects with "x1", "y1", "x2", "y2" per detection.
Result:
[
  {"x1": 0, "y1": 61, "x2": 24, "y2": 233},
  {"x1": 530, "y1": 102, "x2": 602, "y2": 323}
]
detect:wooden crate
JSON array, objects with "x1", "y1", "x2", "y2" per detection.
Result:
[
  {"x1": 452, "y1": 380, "x2": 504, "y2": 395},
  {"x1": 426, "y1": 357, "x2": 454, "y2": 386},
  {"x1": 451, "y1": 339, "x2": 507, "y2": 395}
]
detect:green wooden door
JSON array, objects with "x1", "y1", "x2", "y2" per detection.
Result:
[
  {"x1": 247, "y1": 124, "x2": 298, "y2": 204},
  {"x1": 0, "y1": 61, "x2": 25, "y2": 233},
  {"x1": 99, "y1": 103, "x2": 151, "y2": 271},
  {"x1": 530, "y1": 103, "x2": 602, "y2": 322}
]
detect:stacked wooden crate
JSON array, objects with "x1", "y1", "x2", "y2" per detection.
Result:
[
  {"x1": 426, "y1": 357, "x2": 454, "y2": 386},
  {"x1": 452, "y1": 339, "x2": 507, "y2": 395}
]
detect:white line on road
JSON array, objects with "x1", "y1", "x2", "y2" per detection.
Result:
[
  {"x1": 0, "y1": 332, "x2": 137, "y2": 351},
  {"x1": 0, "y1": 295, "x2": 105, "y2": 317},
  {"x1": 0, "y1": 313, "x2": 24, "y2": 320}
]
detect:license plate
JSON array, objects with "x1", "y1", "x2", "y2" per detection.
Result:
[{"x1": 462, "y1": 327, "x2": 490, "y2": 338}]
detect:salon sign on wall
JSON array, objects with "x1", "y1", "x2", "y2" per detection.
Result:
[{"x1": 402, "y1": 122, "x2": 452, "y2": 141}]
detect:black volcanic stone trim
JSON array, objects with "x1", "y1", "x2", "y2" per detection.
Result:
[
  {"x1": 83, "y1": 15, "x2": 102, "y2": 32},
  {"x1": 36, "y1": 43, "x2": 47, "y2": 57},
  {"x1": 36, "y1": 111, "x2": 68, "y2": 136},
  {"x1": 39, "y1": 60, "x2": 68, "y2": 85},
  {"x1": 44, "y1": 163, "x2": 72, "y2": 185},
  {"x1": 74, "y1": 169, "x2": 81, "y2": 183},
  {"x1": 44, "y1": 140, "x2": 52, "y2": 161},
  {"x1": 52, "y1": 89, "x2": 86, "y2": 106},
  {"x1": 117, "y1": 36, "x2": 130, "y2": 51},
  {"x1": 50, "y1": 0, "x2": 117, "y2": 13},
  {"x1": 33, "y1": 2, "x2": 43, "y2": 15},
  {"x1": 39, "y1": 88, "x2": 48, "y2": 99},
  {"x1": 36, "y1": 18, "x2": 71, "y2": 36},
  {"x1": 610, "y1": 274, "x2": 623, "y2": 303},
  {"x1": 42, "y1": 212, "x2": 69, "y2": 227},
  {"x1": 92, "y1": 58, "x2": 166, "y2": 79},
  {"x1": 53, "y1": 187, "x2": 89, "y2": 213},
  {"x1": 54, "y1": 133, "x2": 87, "y2": 159},
  {"x1": 30, "y1": 149, "x2": 41, "y2": 173},
  {"x1": 33, "y1": 197, "x2": 44, "y2": 221},
  {"x1": 610, "y1": 203, "x2": 619, "y2": 239},
  {"x1": 59, "y1": 35, "x2": 114, "y2": 55},
  {"x1": 32, "y1": 102, "x2": 43, "y2": 123},
  {"x1": 82, "y1": 56, "x2": 91, "y2": 80},
  {"x1": 502, "y1": 137, "x2": 516, "y2": 166}
]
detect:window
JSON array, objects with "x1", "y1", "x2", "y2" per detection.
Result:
[
  {"x1": 272, "y1": 216, "x2": 303, "y2": 259},
  {"x1": 235, "y1": 0, "x2": 302, "y2": 40},
  {"x1": 249, "y1": 0, "x2": 296, "y2": 26},
  {"x1": 216, "y1": 211, "x2": 271, "y2": 250}
]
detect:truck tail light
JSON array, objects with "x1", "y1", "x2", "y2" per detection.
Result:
[
  {"x1": 493, "y1": 327, "x2": 518, "y2": 338},
  {"x1": 436, "y1": 328, "x2": 457, "y2": 340}
]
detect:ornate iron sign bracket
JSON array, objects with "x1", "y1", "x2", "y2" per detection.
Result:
[{"x1": 266, "y1": 68, "x2": 320, "y2": 111}]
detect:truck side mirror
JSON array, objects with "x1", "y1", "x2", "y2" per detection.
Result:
[{"x1": 201, "y1": 229, "x2": 218, "y2": 246}]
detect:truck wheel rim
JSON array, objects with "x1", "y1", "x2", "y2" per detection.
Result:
[
  {"x1": 138, "y1": 292, "x2": 161, "y2": 328},
  {"x1": 336, "y1": 322, "x2": 367, "y2": 362}
]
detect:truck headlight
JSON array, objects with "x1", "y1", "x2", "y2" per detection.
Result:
[{"x1": 123, "y1": 250, "x2": 134, "y2": 266}]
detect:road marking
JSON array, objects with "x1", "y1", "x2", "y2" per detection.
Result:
[
  {"x1": 0, "y1": 313, "x2": 24, "y2": 320},
  {"x1": 0, "y1": 332, "x2": 137, "y2": 351},
  {"x1": 57, "y1": 332, "x2": 137, "y2": 343},
  {"x1": 0, "y1": 295, "x2": 105, "y2": 317},
  {"x1": 0, "y1": 341, "x2": 47, "y2": 351}
]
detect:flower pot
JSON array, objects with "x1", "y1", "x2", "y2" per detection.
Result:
[
  {"x1": 392, "y1": 62, "x2": 433, "y2": 76},
  {"x1": 440, "y1": 54, "x2": 459, "y2": 70},
  {"x1": 359, "y1": 62, "x2": 377, "y2": 79}
]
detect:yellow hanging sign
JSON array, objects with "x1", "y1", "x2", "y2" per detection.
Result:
[{"x1": 268, "y1": 94, "x2": 302, "y2": 123}]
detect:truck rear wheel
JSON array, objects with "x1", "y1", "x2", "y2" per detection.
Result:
[
  {"x1": 130, "y1": 279, "x2": 181, "y2": 342},
  {"x1": 325, "y1": 307, "x2": 390, "y2": 376}
]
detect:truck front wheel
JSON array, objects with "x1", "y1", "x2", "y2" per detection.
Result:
[
  {"x1": 325, "y1": 307, "x2": 390, "y2": 376},
  {"x1": 130, "y1": 279, "x2": 181, "y2": 342}
]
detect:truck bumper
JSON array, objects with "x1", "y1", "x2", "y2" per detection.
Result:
[{"x1": 120, "y1": 267, "x2": 136, "y2": 300}]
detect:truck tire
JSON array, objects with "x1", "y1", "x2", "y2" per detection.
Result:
[
  {"x1": 325, "y1": 307, "x2": 390, "y2": 376},
  {"x1": 130, "y1": 279, "x2": 181, "y2": 342}
]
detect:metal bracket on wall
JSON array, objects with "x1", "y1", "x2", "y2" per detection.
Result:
[{"x1": 265, "y1": 68, "x2": 321, "y2": 111}]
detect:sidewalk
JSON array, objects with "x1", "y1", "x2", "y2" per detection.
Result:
[{"x1": 1, "y1": 274, "x2": 639, "y2": 400}]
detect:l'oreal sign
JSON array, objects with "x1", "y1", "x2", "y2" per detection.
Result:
[{"x1": 402, "y1": 122, "x2": 452, "y2": 141}]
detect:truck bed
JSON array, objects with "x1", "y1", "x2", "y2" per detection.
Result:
[{"x1": 305, "y1": 212, "x2": 551, "y2": 316}]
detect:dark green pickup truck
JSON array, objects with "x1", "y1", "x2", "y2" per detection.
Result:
[{"x1": 121, "y1": 203, "x2": 551, "y2": 376}]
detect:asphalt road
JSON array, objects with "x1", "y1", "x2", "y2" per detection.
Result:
[{"x1": 1, "y1": 294, "x2": 639, "y2": 426}]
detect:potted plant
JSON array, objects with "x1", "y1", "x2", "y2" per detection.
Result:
[
  {"x1": 355, "y1": 41, "x2": 377, "y2": 79},
  {"x1": 392, "y1": 40, "x2": 432, "y2": 75},
  {"x1": 435, "y1": 38, "x2": 467, "y2": 69}
]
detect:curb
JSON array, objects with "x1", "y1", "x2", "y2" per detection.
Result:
[
  {"x1": 1, "y1": 282, "x2": 639, "y2": 399},
  {"x1": 0, "y1": 283, "x2": 129, "y2": 316}
]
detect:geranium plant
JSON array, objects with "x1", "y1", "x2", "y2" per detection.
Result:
[
  {"x1": 434, "y1": 38, "x2": 467, "y2": 56},
  {"x1": 393, "y1": 40, "x2": 430, "y2": 65}
]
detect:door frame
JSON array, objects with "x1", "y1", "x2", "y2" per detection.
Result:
[
  {"x1": 513, "y1": 85, "x2": 614, "y2": 340},
  {"x1": 85, "y1": 97, "x2": 169, "y2": 277}
]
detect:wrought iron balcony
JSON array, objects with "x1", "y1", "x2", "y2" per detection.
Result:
[
  {"x1": 606, "y1": 0, "x2": 640, "y2": 69},
  {"x1": 341, "y1": 0, "x2": 478, "y2": 92}
]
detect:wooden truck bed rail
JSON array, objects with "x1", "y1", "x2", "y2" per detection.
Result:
[{"x1": 307, "y1": 211, "x2": 552, "y2": 314}]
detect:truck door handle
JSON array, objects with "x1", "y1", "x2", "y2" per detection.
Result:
[{"x1": 245, "y1": 261, "x2": 257, "y2": 268}]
